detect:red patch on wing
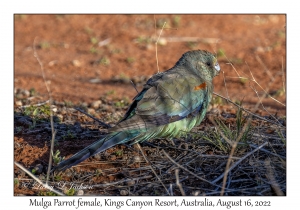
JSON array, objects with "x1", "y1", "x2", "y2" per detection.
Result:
[{"x1": 194, "y1": 82, "x2": 206, "y2": 91}]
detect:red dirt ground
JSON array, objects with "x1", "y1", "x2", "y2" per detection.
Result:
[
  {"x1": 14, "y1": 14, "x2": 286, "y2": 114},
  {"x1": 14, "y1": 14, "x2": 286, "y2": 195}
]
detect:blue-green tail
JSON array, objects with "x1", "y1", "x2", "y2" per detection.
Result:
[{"x1": 52, "y1": 131, "x2": 138, "y2": 172}]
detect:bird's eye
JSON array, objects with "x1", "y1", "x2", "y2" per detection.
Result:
[{"x1": 206, "y1": 62, "x2": 211, "y2": 67}]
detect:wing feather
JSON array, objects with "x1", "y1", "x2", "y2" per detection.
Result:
[{"x1": 109, "y1": 71, "x2": 209, "y2": 132}]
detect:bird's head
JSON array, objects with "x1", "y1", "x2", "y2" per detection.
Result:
[{"x1": 177, "y1": 49, "x2": 220, "y2": 81}]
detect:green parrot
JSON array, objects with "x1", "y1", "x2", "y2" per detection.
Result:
[{"x1": 52, "y1": 50, "x2": 220, "y2": 172}]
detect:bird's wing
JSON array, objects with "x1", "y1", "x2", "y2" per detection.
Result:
[{"x1": 109, "y1": 72, "x2": 210, "y2": 132}]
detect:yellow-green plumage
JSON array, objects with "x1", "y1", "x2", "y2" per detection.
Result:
[{"x1": 52, "y1": 50, "x2": 220, "y2": 172}]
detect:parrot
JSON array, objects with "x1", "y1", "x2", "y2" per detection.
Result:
[{"x1": 52, "y1": 49, "x2": 220, "y2": 172}]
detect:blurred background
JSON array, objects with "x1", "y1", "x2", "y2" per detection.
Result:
[{"x1": 14, "y1": 14, "x2": 286, "y2": 116}]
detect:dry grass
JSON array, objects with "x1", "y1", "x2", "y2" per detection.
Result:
[{"x1": 14, "y1": 95, "x2": 286, "y2": 196}]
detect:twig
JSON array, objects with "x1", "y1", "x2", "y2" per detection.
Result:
[
  {"x1": 24, "y1": 129, "x2": 45, "y2": 135},
  {"x1": 225, "y1": 57, "x2": 286, "y2": 108},
  {"x1": 47, "y1": 130, "x2": 57, "y2": 183},
  {"x1": 226, "y1": 62, "x2": 241, "y2": 78},
  {"x1": 175, "y1": 169, "x2": 185, "y2": 196},
  {"x1": 14, "y1": 162, "x2": 64, "y2": 196},
  {"x1": 249, "y1": 85, "x2": 282, "y2": 125},
  {"x1": 252, "y1": 133, "x2": 283, "y2": 141},
  {"x1": 20, "y1": 100, "x2": 50, "y2": 108},
  {"x1": 219, "y1": 142, "x2": 237, "y2": 195},
  {"x1": 204, "y1": 184, "x2": 270, "y2": 195},
  {"x1": 162, "y1": 150, "x2": 225, "y2": 189},
  {"x1": 264, "y1": 158, "x2": 284, "y2": 195},
  {"x1": 212, "y1": 142, "x2": 268, "y2": 184},
  {"x1": 249, "y1": 143, "x2": 286, "y2": 159},
  {"x1": 137, "y1": 144, "x2": 170, "y2": 195},
  {"x1": 247, "y1": 63, "x2": 285, "y2": 107},
  {"x1": 74, "y1": 107, "x2": 111, "y2": 128},
  {"x1": 255, "y1": 55, "x2": 274, "y2": 80},
  {"x1": 144, "y1": 141, "x2": 241, "y2": 159},
  {"x1": 155, "y1": 22, "x2": 166, "y2": 73},
  {"x1": 33, "y1": 38, "x2": 51, "y2": 96},
  {"x1": 130, "y1": 80, "x2": 139, "y2": 93},
  {"x1": 33, "y1": 37, "x2": 56, "y2": 185},
  {"x1": 219, "y1": 80, "x2": 271, "y2": 195},
  {"x1": 213, "y1": 92, "x2": 284, "y2": 127},
  {"x1": 226, "y1": 171, "x2": 232, "y2": 192},
  {"x1": 169, "y1": 184, "x2": 173, "y2": 196},
  {"x1": 92, "y1": 175, "x2": 153, "y2": 188},
  {"x1": 222, "y1": 70, "x2": 230, "y2": 100}
]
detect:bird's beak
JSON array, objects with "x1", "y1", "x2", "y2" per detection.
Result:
[{"x1": 214, "y1": 61, "x2": 220, "y2": 75}]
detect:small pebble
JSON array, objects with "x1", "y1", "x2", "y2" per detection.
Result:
[
  {"x1": 126, "y1": 179, "x2": 135, "y2": 186},
  {"x1": 91, "y1": 100, "x2": 102, "y2": 109},
  {"x1": 89, "y1": 78, "x2": 101, "y2": 83},
  {"x1": 51, "y1": 105, "x2": 58, "y2": 112},
  {"x1": 56, "y1": 114, "x2": 63, "y2": 121},
  {"x1": 191, "y1": 190, "x2": 201, "y2": 196},
  {"x1": 255, "y1": 46, "x2": 265, "y2": 53},
  {"x1": 22, "y1": 90, "x2": 30, "y2": 97},
  {"x1": 87, "y1": 108, "x2": 96, "y2": 115},
  {"x1": 120, "y1": 190, "x2": 128, "y2": 196},
  {"x1": 72, "y1": 60, "x2": 81, "y2": 67},
  {"x1": 157, "y1": 38, "x2": 167, "y2": 46},
  {"x1": 133, "y1": 155, "x2": 142, "y2": 162},
  {"x1": 48, "y1": 60, "x2": 58, "y2": 66},
  {"x1": 15, "y1": 101, "x2": 23, "y2": 106},
  {"x1": 76, "y1": 190, "x2": 84, "y2": 196}
]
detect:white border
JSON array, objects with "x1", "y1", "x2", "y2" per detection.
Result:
[{"x1": 3, "y1": 0, "x2": 298, "y2": 208}]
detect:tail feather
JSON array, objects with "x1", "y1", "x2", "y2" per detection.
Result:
[{"x1": 52, "y1": 131, "x2": 136, "y2": 172}]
